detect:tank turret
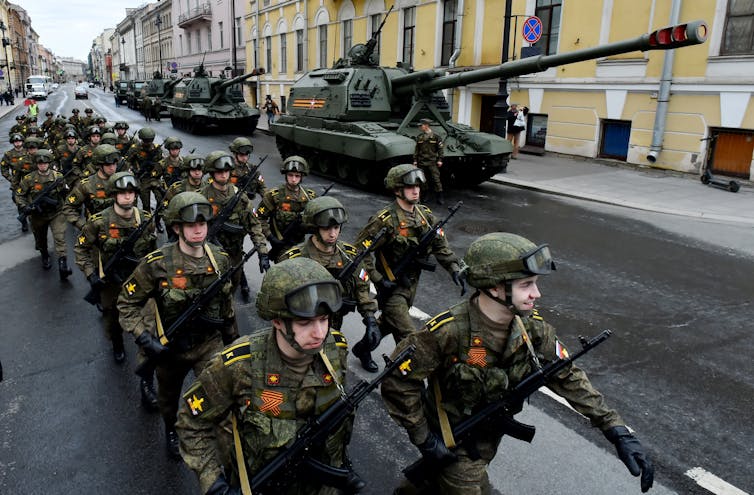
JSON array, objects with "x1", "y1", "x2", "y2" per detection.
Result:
[
  {"x1": 271, "y1": 18, "x2": 708, "y2": 189},
  {"x1": 168, "y1": 62, "x2": 266, "y2": 135},
  {"x1": 141, "y1": 72, "x2": 185, "y2": 118}
]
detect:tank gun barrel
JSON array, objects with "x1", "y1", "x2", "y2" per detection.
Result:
[
  {"x1": 393, "y1": 20, "x2": 707, "y2": 97},
  {"x1": 215, "y1": 68, "x2": 266, "y2": 91},
  {"x1": 165, "y1": 77, "x2": 184, "y2": 89}
]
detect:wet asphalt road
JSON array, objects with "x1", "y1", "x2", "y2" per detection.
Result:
[{"x1": 0, "y1": 84, "x2": 752, "y2": 495}]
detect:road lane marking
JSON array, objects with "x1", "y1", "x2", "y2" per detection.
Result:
[{"x1": 685, "y1": 467, "x2": 749, "y2": 495}]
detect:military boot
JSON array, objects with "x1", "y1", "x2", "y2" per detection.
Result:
[
  {"x1": 20, "y1": 217, "x2": 28, "y2": 232},
  {"x1": 58, "y1": 256, "x2": 73, "y2": 280},
  {"x1": 41, "y1": 250, "x2": 52, "y2": 270},
  {"x1": 155, "y1": 217, "x2": 164, "y2": 233},
  {"x1": 140, "y1": 377, "x2": 159, "y2": 412},
  {"x1": 436, "y1": 191, "x2": 445, "y2": 206},
  {"x1": 240, "y1": 273, "x2": 251, "y2": 303},
  {"x1": 112, "y1": 336, "x2": 126, "y2": 364},
  {"x1": 352, "y1": 341, "x2": 378, "y2": 373},
  {"x1": 344, "y1": 456, "x2": 367, "y2": 493},
  {"x1": 165, "y1": 425, "x2": 181, "y2": 460}
]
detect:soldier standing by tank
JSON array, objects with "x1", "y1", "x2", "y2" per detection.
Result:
[
  {"x1": 280, "y1": 197, "x2": 381, "y2": 372},
  {"x1": 118, "y1": 191, "x2": 236, "y2": 458},
  {"x1": 113, "y1": 122, "x2": 133, "y2": 156},
  {"x1": 228, "y1": 137, "x2": 266, "y2": 201},
  {"x1": 142, "y1": 96, "x2": 153, "y2": 123},
  {"x1": 200, "y1": 151, "x2": 270, "y2": 305},
  {"x1": 176, "y1": 257, "x2": 365, "y2": 495},
  {"x1": 257, "y1": 155, "x2": 317, "y2": 261},
  {"x1": 16, "y1": 150, "x2": 73, "y2": 279},
  {"x1": 413, "y1": 118, "x2": 445, "y2": 205},
  {"x1": 71, "y1": 126, "x2": 102, "y2": 183},
  {"x1": 74, "y1": 172, "x2": 157, "y2": 363},
  {"x1": 161, "y1": 136, "x2": 185, "y2": 186},
  {"x1": 63, "y1": 144, "x2": 120, "y2": 229},
  {"x1": 354, "y1": 164, "x2": 464, "y2": 371},
  {"x1": 2, "y1": 134, "x2": 30, "y2": 232},
  {"x1": 381, "y1": 232, "x2": 654, "y2": 494}
]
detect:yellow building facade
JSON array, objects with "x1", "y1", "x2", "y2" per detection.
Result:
[{"x1": 246, "y1": 0, "x2": 754, "y2": 180}]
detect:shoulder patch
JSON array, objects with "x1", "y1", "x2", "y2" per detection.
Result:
[
  {"x1": 426, "y1": 310, "x2": 454, "y2": 333},
  {"x1": 89, "y1": 212, "x2": 104, "y2": 221},
  {"x1": 377, "y1": 208, "x2": 391, "y2": 223},
  {"x1": 144, "y1": 249, "x2": 164, "y2": 264},
  {"x1": 281, "y1": 247, "x2": 302, "y2": 259},
  {"x1": 531, "y1": 309, "x2": 544, "y2": 321},
  {"x1": 270, "y1": 188, "x2": 280, "y2": 197},
  {"x1": 222, "y1": 342, "x2": 251, "y2": 366},
  {"x1": 419, "y1": 204, "x2": 432, "y2": 215},
  {"x1": 305, "y1": 188, "x2": 316, "y2": 196},
  {"x1": 80, "y1": 178, "x2": 90, "y2": 184},
  {"x1": 342, "y1": 243, "x2": 358, "y2": 257},
  {"x1": 331, "y1": 330, "x2": 348, "y2": 348}
]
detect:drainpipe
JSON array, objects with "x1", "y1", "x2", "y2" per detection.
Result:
[
  {"x1": 303, "y1": 0, "x2": 309, "y2": 72},
  {"x1": 647, "y1": 0, "x2": 681, "y2": 163},
  {"x1": 255, "y1": 0, "x2": 260, "y2": 106},
  {"x1": 445, "y1": 0, "x2": 464, "y2": 120}
]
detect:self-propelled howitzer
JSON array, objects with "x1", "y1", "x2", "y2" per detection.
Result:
[{"x1": 270, "y1": 20, "x2": 707, "y2": 189}]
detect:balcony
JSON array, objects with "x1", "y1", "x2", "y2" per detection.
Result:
[{"x1": 178, "y1": 3, "x2": 212, "y2": 28}]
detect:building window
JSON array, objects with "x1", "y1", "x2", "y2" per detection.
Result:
[
  {"x1": 197, "y1": 29, "x2": 202, "y2": 52},
  {"x1": 296, "y1": 29, "x2": 304, "y2": 71},
  {"x1": 186, "y1": 32, "x2": 191, "y2": 54},
  {"x1": 534, "y1": 0, "x2": 561, "y2": 55},
  {"x1": 208, "y1": 27, "x2": 212, "y2": 51},
  {"x1": 319, "y1": 24, "x2": 328, "y2": 67},
  {"x1": 266, "y1": 36, "x2": 272, "y2": 73},
  {"x1": 441, "y1": 0, "x2": 457, "y2": 66},
  {"x1": 369, "y1": 14, "x2": 382, "y2": 62},
  {"x1": 280, "y1": 33, "x2": 287, "y2": 73},
  {"x1": 219, "y1": 21, "x2": 224, "y2": 49},
  {"x1": 236, "y1": 17, "x2": 243, "y2": 45},
  {"x1": 722, "y1": 0, "x2": 754, "y2": 55},
  {"x1": 402, "y1": 7, "x2": 415, "y2": 67},
  {"x1": 253, "y1": 38, "x2": 258, "y2": 68},
  {"x1": 179, "y1": 34, "x2": 183, "y2": 56},
  {"x1": 343, "y1": 19, "x2": 353, "y2": 56}
]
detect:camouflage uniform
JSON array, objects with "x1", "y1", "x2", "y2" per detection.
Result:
[
  {"x1": 176, "y1": 328, "x2": 351, "y2": 495},
  {"x1": 161, "y1": 154, "x2": 184, "y2": 186},
  {"x1": 231, "y1": 156, "x2": 266, "y2": 201},
  {"x1": 71, "y1": 143, "x2": 98, "y2": 181},
  {"x1": 1, "y1": 147, "x2": 26, "y2": 187},
  {"x1": 114, "y1": 134, "x2": 133, "y2": 156},
  {"x1": 124, "y1": 141, "x2": 165, "y2": 210},
  {"x1": 16, "y1": 168, "x2": 69, "y2": 258},
  {"x1": 381, "y1": 301, "x2": 624, "y2": 494},
  {"x1": 54, "y1": 142, "x2": 80, "y2": 178},
  {"x1": 163, "y1": 175, "x2": 206, "y2": 204},
  {"x1": 117, "y1": 241, "x2": 235, "y2": 432},
  {"x1": 63, "y1": 173, "x2": 114, "y2": 229},
  {"x1": 74, "y1": 206, "x2": 157, "y2": 357},
  {"x1": 356, "y1": 202, "x2": 460, "y2": 341},
  {"x1": 257, "y1": 184, "x2": 317, "y2": 259},
  {"x1": 413, "y1": 128, "x2": 444, "y2": 194}
]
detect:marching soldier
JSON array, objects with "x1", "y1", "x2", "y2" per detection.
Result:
[
  {"x1": 54, "y1": 129, "x2": 81, "y2": 186},
  {"x1": 113, "y1": 121, "x2": 133, "y2": 156},
  {"x1": 161, "y1": 136, "x2": 185, "y2": 186},
  {"x1": 163, "y1": 154, "x2": 207, "y2": 203},
  {"x1": 228, "y1": 136, "x2": 266, "y2": 201},
  {"x1": 280, "y1": 197, "x2": 380, "y2": 371},
  {"x1": 71, "y1": 126, "x2": 102, "y2": 182},
  {"x1": 74, "y1": 172, "x2": 157, "y2": 362},
  {"x1": 176, "y1": 258, "x2": 365, "y2": 495},
  {"x1": 1, "y1": 133, "x2": 29, "y2": 231},
  {"x1": 354, "y1": 164, "x2": 464, "y2": 371},
  {"x1": 9, "y1": 114, "x2": 26, "y2": 138},
  {"x1": 381, "y1": 233, "x2": 654, "y2": 494},
  {"x1": 63, "y1": 144, "x2": 120, "y2": 230},
  {"x1": 413, "y1": 118, "x2": 445, "y2": 205},
  {"x1": 78, "y1": 107, "x2": 96, "y2": 135},
  {"x1": 13, "y1": 137, "x2": 42, "y2": 193},
  {"x1": 68, "y1": 108, "x2": 82, "y2": 130},
  {"x1": 16, "y1": 149, "x2": 73, "y2": 279},
  {"x1": 124, "y1": 127, "x2": 164, "y2": 217},
  {"x1": 256, "y1": 155, "x2": 317, "y2": 260},
  {"x1": 117, "y1": 192, "x2": 236, "y2": 458},
  {"x1": 40, "y1": 111, "x2": 56, "y2": 136}
]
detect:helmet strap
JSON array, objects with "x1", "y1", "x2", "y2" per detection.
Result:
[
  {"x1": 279, "y1": 319, "x2": 323, "y2": 356},
  {"x1": 481, "y1": 281, "x2": 520, "y2": 314},
  {"x1": 177, "y1": 226, "x2": 205, "y2": 248}
]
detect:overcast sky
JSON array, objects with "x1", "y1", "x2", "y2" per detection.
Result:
[{"x1": 23, "y1": 0, "x2": 150, "y2": 60}]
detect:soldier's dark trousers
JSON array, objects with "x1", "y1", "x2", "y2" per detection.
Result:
[
  {"x1": 419, "y1": 163, "x2": 443, "y2": 193},
  {"x1": 30, "y1": 213, "x2": 67, "y2": 258},
  {"x1": 378, "y1": 285, "x2": 420, "y2": 343},
  {"x1": 102, "y1": 283, "x2": 125, "y2": 350}
]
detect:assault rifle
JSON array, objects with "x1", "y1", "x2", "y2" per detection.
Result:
[
  {"x1": 83, "y1": 199, "x2": 167, "y2": 306},
  {"x1": 17, "y1": 168, "x2": 75, "y2": 223},
  {"x1": 268, "y1": 183, "x2": 334, "y2": 259},
  {"x1": 337, "y1": 227, "x2": 387, "y2": 284},
  {"x1": 402, "y1": 329, "x2": 613, "y2": 487},
  {"x1": 207, "y1": 155, "x2": 267, "y2": 242},
  {"x1": 384, "y1": 201, "x2": 462, "y2": 289},
  {"x1": 251, "y1": 344, "x2": 416, "y2": 493},
  {"x1": 134, "y1": 247, "x2": 258, "y2": 378}
]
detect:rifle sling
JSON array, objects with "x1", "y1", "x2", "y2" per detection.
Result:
[
  {"x1": 432, "y1": 377, "x2": 456, "y2": 449},
  {"x1": 319, "y1": 349, "x2": 345, "y2": 398},
  {"x1": 513, "y1": 315, "x2": 542, "y2": 371},
  {"x1": 231, "y1": 414, "x2": 253, "y2": 495},
  {"x1": 378, "y1": 251, "x2": 397, "y2": 283}
]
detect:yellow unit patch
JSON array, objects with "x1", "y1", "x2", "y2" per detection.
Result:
[{"x1": 427, "y1": 311, "x2": 454, "y2": 333}]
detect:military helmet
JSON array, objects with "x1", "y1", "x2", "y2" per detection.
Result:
[
  {"x1": 256, "y1": 258, "x2": 342, "y2": 321},
  {"x1": 71, "y1": 108, "x2": 80, "y2": 114},
  {"x1": 114, "y1": 121, "x2": 129, "y2": 130},
  {"x1": 92, "y1": 144, "x2": 121, "y2": 165},
  {"x1": 84, "y1": 108, "x2": 94, "y2": 114},
  {"x1": 138, "y1": 127, "x2": 156, "y2": 141},
  {"x1": 163, "y1": 136, "x2": 183, "y2": 150},
  {"x1": 26, "y1": 125, "x2": 40, "y2": 135},
  {"x1": 24, "y1": 137, "x2": 41, "y2": 148},
  {"x1": 182, "y1": 154, "x2": 205, "y2": 171},
  {"x1": 45, "y1": 111, "x2": 54, "y2": 117},
  {"x1": 107, "y1": 171, "x2": 139, "y2": 195},
  {"x1": 384, "y1": 164, "x2": 426, "y2": 189},
  {"x1": 28, "y1": 116, "x2": 37, "y2": 123},
  {"x1": 463, "y1": 233, "x2": 556, "y2": 289},
  {"x1": 88, "y1": 126, "x2": 102, "y2": 137},
  {"x1": 100, "y1": 132, "x2": 117, "y2": 145},
  {"x1": 164, "y1": 192, "x2": 213, "y2": 226},
  {"x1": 302, "y1": 196, "x2": 348, "y2": 231},
  {"x1": 10, "y1": 133, "x2": 23, "y2": 143},
  {"x1": 64, "y1": 129, "x2": 78, "y2": 139},
  {"x1": 15, "y1": 114, "x2": 25, "y2": 121},
  {"x1": 95, "y1": 116, "x2": 107, "y2": 124},
  {"x1": 229, "y1": 137, "x2": 253, "y2": 154},
  {"x1": 203, "y1": 151, "x2": 234, "y2": 173},
  {"x1": 35, "y1": 149, "x2": 54, "y2": 163},
  {"x1": 281, "y1": 155, "x2": 309, "y2": 175}
]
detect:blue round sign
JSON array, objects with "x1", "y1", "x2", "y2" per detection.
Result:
[{"x1": 522, "y1": 16, "x2": 543, "y2": 44}]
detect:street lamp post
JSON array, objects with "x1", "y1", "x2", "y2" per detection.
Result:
[
  {"x1": 120, "y1": 36, "x2": 126, "y2": 79},
  {"x1": 155, "y1": 14, "x2": 163, "y2": 77},
  {"x1": 0, "y1": 21, "x2": 13, "y2": 96}
]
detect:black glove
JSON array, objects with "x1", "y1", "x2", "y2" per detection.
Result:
[
  {"x1": 205, "y1": 473, "x2": 240, "y2": 495},
  {"x1": 87, "y1": 273, "x2": 105, "y2": 289},
  {"x1": 451, "y1": 271, "x2": 466, "y2": 296},
  {"x1": 258, "y1": 253, "x2": 270, "y2": 273},
  {"x1": 362, "y1": 315, "x2": 381, "y2": 350},
  {"x1": 135, "y1": 331, "x2": 168, "y2": 359},
  {"x1": 417, "y1": 431, "x2": 457, "y2": 465},
  {"x1": 377, "y1": 278, "x2": 397, "y2": 292},
  {"x1": 221, "y1": 318, "x2": 239, "y2": 346},
  {"x1": 604, "y1": 426, "x2": 654, "y2": 493}
]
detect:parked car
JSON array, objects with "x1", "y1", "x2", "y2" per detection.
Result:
[
  {"x1": 51, "y1": 83, "x2": 59, "y2": 90},
  {"x1": 74, "y1": 85, "x2": 88, "y2": 99},
  {"x1": 88, "y1": 82, "x2": 95, "y2": 88}
]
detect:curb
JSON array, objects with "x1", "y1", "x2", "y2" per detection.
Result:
[{"x1": 490, "y1": 176, "x2": 754, "y2": 226}]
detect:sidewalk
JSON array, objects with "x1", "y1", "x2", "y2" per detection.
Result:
[
  {"x1": 0, "y1": 100, "x2": 22, "y2": 121},
  {"x1": 491, "y1": 152, "x2": 754, "y2": 226}
]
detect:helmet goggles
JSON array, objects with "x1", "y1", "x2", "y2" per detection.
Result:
[
  {"x1": 500, "y1": 244, "x2": 556, "y2": 276},
  {"x1": 282, "y1": 159, "x2": 306, "y2": 173},
  {"x1": 312, "y1": 207, "x2": 347, "y2": 227},
  {"x1": 178, "y1": 203, "x2": 213, "y2": 223},
  {"x1": 187, "y1": 158, "x2": 205, "y2": 169},
  {"x1": 401, "y1": 169, "x2": 426, "y2": 186},
  {"x1": 113, "y1": 175, "x2": 139, "y2": 190},
  {"x1": 284, "y1": 281, "x2": 343, "y2": 318},
  {"x1": 102, "y1": 152, "x2": 122, "y2": 165},
  {"x1": 235, "y1": 145, "x2": 253, "y2": 155},
  {"x1": 212, "y1": 156, "x2": 234, "y2": 170}
]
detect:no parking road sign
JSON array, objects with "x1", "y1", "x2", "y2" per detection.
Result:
[{"x1": 522, "y1": 16, "x2": 543, "y2": 43}]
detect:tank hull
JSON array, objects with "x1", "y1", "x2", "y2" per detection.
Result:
[{"x1": 168, "y1": 103, "x2": 260, "y2": 135}]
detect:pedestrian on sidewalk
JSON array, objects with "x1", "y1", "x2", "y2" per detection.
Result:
[
  {"x1": 506, "y1": 104, "x2": 527, "y2": 159},
  {"x1": 262, "y1": 94, "x2": 279, "y2": 126}
]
